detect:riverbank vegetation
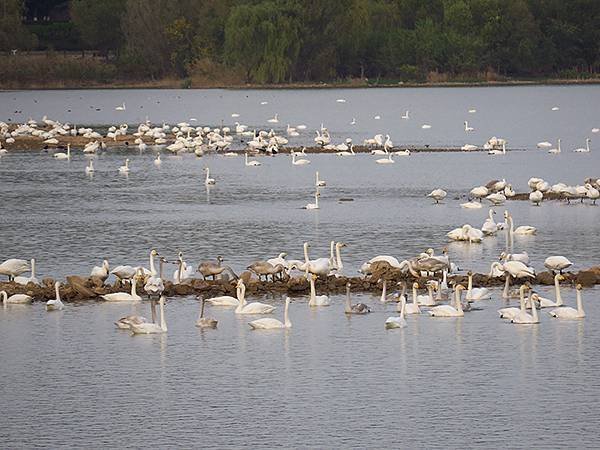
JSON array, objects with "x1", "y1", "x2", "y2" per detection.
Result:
[{"x1": 1, "y1": 0, "x2": 599, "y2": 88}]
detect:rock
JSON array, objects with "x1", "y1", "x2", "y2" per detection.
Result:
[
  {"x1": 287, "y1": 276, "x2": 309, "y2": 292},
  {"x1": 89, "y1": 276, "x2": 105, "y2": 288},
  {"x1": 576, "y1": 271, "x2": 597, "y2": 287},
  {"x1": 66, "y1": 276, "x2": 96, "y2": 298},
  {"x1": 535, "y1": 272, "x2": 555, "y2": 285},
  {"x1": 173, "y1": 284, "x2": 194, "y2": 296}
]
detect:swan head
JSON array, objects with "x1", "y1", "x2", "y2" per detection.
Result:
[
  {"x1": 236, "y1": 278, "x2": 245, "y2": 288},
  {"x1": 278, "y1": 252, "x2": 287, "y2": 258},
  {"x1": 412, "y1": 282, "x2": 419, "y2": 289},
  {"x1": 151, "y1": 249, "x2": 159, "y2": 257},
  {"x1": 345, "y1": 282, "x2": 351, "y2": 289},
  {"x1": 467, "y1": 271, "x2": 473, "y2": 276},
  {"x1": 555, "y1": 274, "x2": 565, "y2": 281},
  {"x1": 455, "y1": 284, "x2": 465, "y2": 292},
  {"x1": 519, "y1": 284, "x2": 529, "y2": 294},
  {"x1": 54, "y1": 281, "x2": 61, "y2": 289},
  {"x1": 499, "y1": 252, "x2": 507, "y2": 261},
  {"x1": 426, "y1": 248, "x2": 434, "y2": 256},
  {"x1": 576, "y1": 283, "x2": 582, "y2": 291},
  {"x1": 217, "y1": 256, "x2": 224, "y2": 263},
  {"x1": 336, "y1": 242, "x2": 347, "y2": 249}
]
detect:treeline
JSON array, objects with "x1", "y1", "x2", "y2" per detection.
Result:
[{"x1": 2, "y1": 0, "x2": 600, "y2": 85}]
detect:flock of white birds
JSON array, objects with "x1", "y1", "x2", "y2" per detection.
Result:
[{"x1": 0, "y1": 100, "x2": 596, "y2": 333}]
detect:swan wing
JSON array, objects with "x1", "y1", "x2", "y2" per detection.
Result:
[
  {"x1": 248, "y1": 318, "x2": 284, "y2": 329},
  {"x1": 548, "y1": 307, "x2": 580, "y2": 319},
  {"x1": 206, "y1": 296, "x2": 239, "y2": 306},
  {"x1": 240, "y1": 302, "x2": 276, "y2": 314},
  {"x1": 429, "y1": 305, "x2": 460, "y2": 317}
]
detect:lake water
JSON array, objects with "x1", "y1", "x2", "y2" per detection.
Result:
[{"x1": 1, "y1": 86, "x2": 600, "y2": 448}]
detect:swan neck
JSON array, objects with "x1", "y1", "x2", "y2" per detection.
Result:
[
  {"x1": 380, "y1": 280, "x2": 386, "y2": 302},
  {"x1": 412, "y1": 286, "x2": 418, "y2": 305},
  {"x1": 345, "y1": 288, "x2": 351, "y2": 312},
  {"x1": 467, "y1": 275, "x2": 473, "y2": 293},
  {"x1": 55, "y1": 283, "x2": 60, "y2": 301},
  {"x1": 309, "y1": 277, "x2": 316, "y2": 304},
  {"x1": 131, "y1": 279, "x2": 137, "y2": 297},
  {"x1": 531, "y1": 296, "x2": 538, "y2": 321},
  {"x1": 284, "y1": 300, "x2": 291, "y2": 328},
  {"x1": 519, "y1": 289, "x2": 525, "y2": 311},
  {"x1": 149, "y1": 251, "x2": 156, "y2": 275},
  {"x1": 576, "y1": 290, "x2": 584, "y2": 314},
  {"x1": 1, "y1": 291, "x2": 7, "y2": 303},
  {"x1": 455, "y1": 289, "x2": 463, "y2": 311},
  {"x1": 399, "y1": 298, "x2": 406, "y2": 319},
  {"x1": 336, "y1": 245, "x2": 343, "y2": 269},
  {"x1": 160, "y1": 298, "x2": 167, "y2": 331},
  {"x1": 503, "y1": 273, "x2": 510, "y2": 297},
  {"x1": 31, "y1": 259, "x2": 36, "y2": 277},
  {"x1": 555, "y1": 277, "x2": 563, "y2": 306}
]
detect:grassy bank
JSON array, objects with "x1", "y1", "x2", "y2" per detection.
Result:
[{"x1": 1, "y1": 54, "x2": 599, "y2": 90}]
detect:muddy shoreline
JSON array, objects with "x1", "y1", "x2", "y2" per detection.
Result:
[{"x1": 2, "y1": 267, "x2": 599, "y2": 304}]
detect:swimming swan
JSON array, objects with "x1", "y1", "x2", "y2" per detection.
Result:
[
  {"x1": 196, "y1": 298, "x2": 218, "y2": 328},
  {"x1": 344, "y1": 283, "x2": 371, "y2": 314},
  {"x1": 548, "y1": 284, "x2": 585, "y2": 319},
  {"x1": 46, "y1": 282, "x2": 65, "y2": 311},
  {"x1": 498, "y1": 285, "x2": 528, "y2": 319},
  {"x1": 429, "y1": 285, "x2": 465, "y2": 317},
  {"x1": 102, "y1": 274, "x2": 142, "y2": 302},
  {"x1": 248, "y1": 297, "x2": 292, "y2": 329},
  {"x1": 1, "y1": 290, "x2": 32, "y2": 305},
  {"x1": 14, "y1": 258, "x2": 38, "y2": 285},
  {"x1": 235, "y1": 280, "x2": 275, "y2": 314},
  {"x1": 405, "y1": 283, "x2": 422, "y2": 314},
  {"x1": 130, "y1": 296, "x2": 167, "y2": 334},
  {"x1": 309, "y1": 274, "x2": 330, "y2": 306},
  {"x1": 385, "y1": 296, "x2": 407, "y2": 329}
]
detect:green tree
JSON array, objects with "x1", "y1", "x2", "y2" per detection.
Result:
[
  {"x1": 70, "y1": 0, "x2": 125, "y2": 54},
  {"x1": 0, "y1": 0, "x2": 37, "y2": 51}
]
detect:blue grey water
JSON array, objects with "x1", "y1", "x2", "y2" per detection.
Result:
[{"x1": 1, "y1": 86, "x2": 599, "y2": 448}]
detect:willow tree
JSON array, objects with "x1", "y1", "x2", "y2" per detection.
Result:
[{"x1": 224, "y1": 1, "x2": 301, "y2": 83}]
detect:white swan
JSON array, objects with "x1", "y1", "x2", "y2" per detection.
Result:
[
  {"x1": 46, "y1": 282, "x2": 64, "y2": 311},
  {"x1": 245, "y1": 153, "x2": 261, "y2": 166},
  {"x1": 14, "y1": 258, "x2": 38, "y2": 285},
  {"x1": 204, "y1": 167, "x2": 216, "y2": 185},
  {"x1": 249, "y1": 297, "x2": 291, "y2": 329},
  {"x1": 498, "y1": 285, "x2": 528, "y2": 319},
  {"x1": 537, "y1": 274, "x2": 565, "y2": 308},
  {"x1": 481, "y1": 209, "x2": 499, "y2": 235},
  {"x1": 131, "y1": 296, "x2": 168, "y2": 334},
  {"x1": 427, "y1": 189, "x2": 447, "y2": 203},
  {"x1": 53, "y1": 144, "x2": 71, "y2": 160},
  {"x1": 143, "y1": 249, "x2": 164, "y2": 297},
  {"x1": 537, "y1": 141, "x2": 552, "y2": 149},
  {"x1": 337, "y1": 144, "x2": 356, "y2": 157},
  {"x1": 303, "y1": 192, "x2": 320, "y2": 210},
  {"x1": 292, "y1": 153, "x2": 310, "y2": 165},
  {"x1": 465, "y1": 272, "x2": 490, "y2": 301},
  {"x1": 385, "y1": 297, "x2": 407, "y2": 329},
  {"x1": 85, "y1": 159, "x2": 94, "y2": 174},
  {"x1": 205, "y1": 279, "x2": 243, "y2": 306},
  {"x1": 548, "y1": 138, "x2": 561, "y2": 154},
  {"x1": 235, "y1": 281, "x2": 275, "y2": 314},
  {"x1": 505, "y1": 211, "x2": 536, "y2": 235},
  {"x1": 115, "y1": 314, "x2": 148, "y2": 330},
  {"x1": 464, "y1": 121, "x2": 474, "y2": 132},
  {"x1": 102, "y1": 274, "x2": 142, "y2": 302},
  {"x1": 90, "y1": 259, "x2": 109, "y2": 281},
  {"x1": 172, "y1": 252, "x2": 194, "y2": 283},
  {"x1": 416, "y1": 282, "x2": 437, "y2": 306},
  {"x1": 0, "y1": 258, "x2": 29, "y2": 281},
  {"x1": 118, "y1": 158, "x2": 130, "y2": 173},
  {"x1": 405, "y1": 283, "x2": 422, "y2": 315},
  {"x1": 296, "y1": 242, "x2": 330, "y2": 277},
  {"x1": 429, "y1": 285, "x2": 465, "y2": 317},
  {"x1": 544, "y1": 256, "x2": 572, "y2": 274},
  {"x1": 315, "y1": 171, "x2": 326, "y2": 187},
  {"x1": 574, "y1": 138, "x2": 591, "y2": 153},
  {"x1": 529, "y1": 190, "x2": 543, "y2": 205},
  {"x1": 375, "y1": 153, "x2": 394, "y2": 164},
  {"x1": 401, "y1": 110, "x2": 409, "y2": 119},
  {"x1": 511, "y1": 288, "x2": 539, "y2": 324},
  {"x1": 461, "y1": 201, "x2": 483, "y2": 209},
  {"x1": 267, "y1": 114, "x2": 279, "y2": 123},
  {"x1": 308, "y1": 274, "x2": 330, "y2": 306},
  {"x1": 548, "y1": 284, "x2": 585, "y2": 319},
  {"x1": 115, "y1": 103, "x2": 126, "y2": 111},
  {"x1": 1, "y1": 290, "x2": 32, "y2": 304},
  {"x1": 154, "y1": 153, "x2": 162, "y2": 165}
]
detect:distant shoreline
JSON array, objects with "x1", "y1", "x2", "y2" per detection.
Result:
[{"x1": 2, "y1": 78, "x2": 600, "y2": 92}]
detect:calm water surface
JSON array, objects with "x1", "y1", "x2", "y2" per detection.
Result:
[{"x1": 1, "y1": 86, "x2": 599, "y2": 448}]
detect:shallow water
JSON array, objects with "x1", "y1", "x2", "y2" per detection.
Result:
[{"x1": 1, "y1": 86, "x2": 600, "y2": 448}]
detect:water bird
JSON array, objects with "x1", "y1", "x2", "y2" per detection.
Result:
[
  {"x1": 308, "y1": 274, "x2": 330, "y2": 306},
  {"x1": 401, "y1": 110, "x2": 410, "y2": 119},
  {"x1": 574, "y1": 138, "x2": 591, "y2": 153},
  {"x1": 245, "y1": 153, "x2": 261, "y2": 166},
  {"x1": 53, "y1": 144, "x2": 71, "y2": 160},
  {"x1": 385, "y1": 296, "x2": 407, "y2": 329},
  {"x1": 0, "y1": 258, "x2": 29, "y2": 281},
  {"x1": 315, "y1": 171, "x2": 326, "y2": 187},
  {"x1": 292, "y1": 153, "x2": 310, "y2": 165},
  {"x1": 303, "y1": 192, "x2": 320, "y2": 210},
  {"x1": 429, "y1": 285, "x2": 465, "y2": 317},
  {"x1": 344, "y1": 283, "x2": 371, "y2": 314},
  {"x1": 427, "y1": 189, "x2": 447, "y2": 203},
  {"x1": 46, "y1": 282, "x2": 65, "y2": 311},
  {"x1": 204, "y1": 167, "x2": 216, "y2": 185},
  {"x1": 115, "y1": 103, "x2": 126, "y2": 111},
  {"x1": 85, "y1": 159, "x2": 95, "y2": 174},
  {"x1": 1, "y1": 290, "x2": 32, "y2": 304},
  {"x1": 464, "y1": 121, "x2": 474, "y2": 132},
  {"x1": 131, "y1": 296, "x2": 168, "y2": 333},
  {"x1": 196, "y1": 298, "x2": 218, "y2": 328},
  {"x1": 248, "y1": 297, "x2": 291, "y2": 329},
  {"x1": 14, "y1": 258, "x2": 38, "y2": 285},
  {"x1": 267, "y1": 114, "x2": 279, "y2": 123},
  {"x1": 118, "y1": 158, "x2": 130, "y2": 173},
  {"x1": 544, "y1": 256, "x2": 572, "y2": 274},
  {"x1": 235, "y1": 281, "x2": 275, "y2": 315},
  {"x1": 548, "y1": 284, "x2": 585, "y2": 319}
]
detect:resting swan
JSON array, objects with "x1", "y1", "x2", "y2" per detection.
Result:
[
  {"x1": 385, "y1": 297, "x2": 407, "y2": 329},
  {"x1": 1, "y1": 290, "x2": 32, "y2": 305},
  {"x1": 534, "y1": 274, "x2": 564, "y2": 308},
  {"x1": 504, "y1": 211, "x2": 536, "y2": 235},
  {"x1": 309, "y1": 274, "x2": 330, "y2": 306},
  {"x1": 344, "y1": 283, "x2": 371, "y2": 314},
  {"x1": 235, "y1": 280, "x2": 275, "y2": 314},
  {"x1": 205, "y1": 279, "x2": 243, "y2": 306},
  {"x1": 511, "y1": 287, "x2": 539, "y2": 324},
  {"x1": 548, "y1": 284, "x2": 585, "y2": 319},
  {"x1": 465, "y1": 272, "x2": 490, "y2": 301},
  {"x1": 498, "y1": 285, "x2": 528, "y2": 319},
  {"x1": 416, "y1": 282, "x2": 437, "y2": 306},
  {"x1": 196, "y1": 298, "x2": 218, "y2": 328},
  {"x1": 0, "y1": 258, "x2": 29, "y2": 281},
  {"x1": 405, "y1": 283, "x2": 422, "y2": 314},
  {"x1": 248, "y1": 297, "x2": 292, "y2": 329},
  {"x1": 101, "y1": 274, "x2": 142, "y2": 302},
  {"x1": 130, "y1": 296, "x2": 167, "y2": 334},
  {"x1": 14, "y1": 258, "x2": 39, "y2": 286},
  {"x1": 429, "y1": 285, "x2": 465, "y2": 317},
  {"x1": 46, "y1": 282, "x2": 65, "y2": 311}
]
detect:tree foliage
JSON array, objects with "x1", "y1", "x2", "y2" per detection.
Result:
[{"x1": 15, "y1": 0, "x2": 600, "y2": 82}]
